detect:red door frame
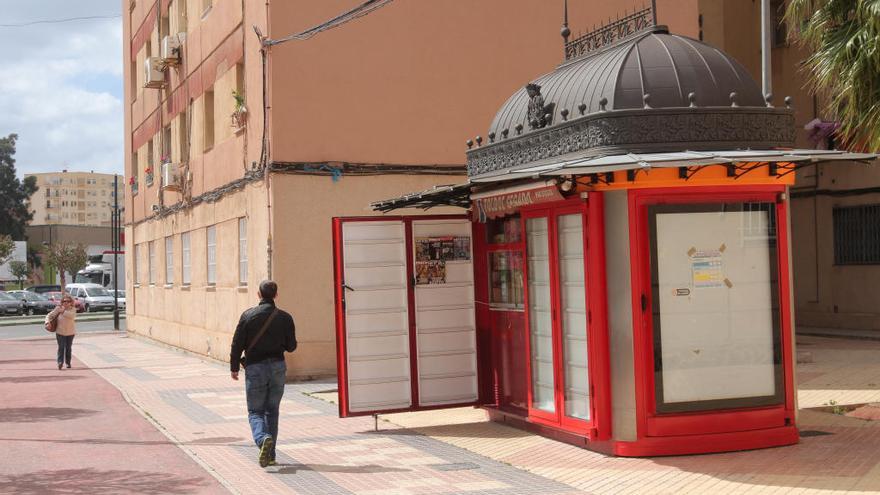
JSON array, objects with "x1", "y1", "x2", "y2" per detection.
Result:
[
  {"x1": 332, "y1": 214, "x2": 477, "y2": 418},
  {"x1": 518, "y1": 195, "x2": 612, "y2": 440},
  {"x1": 627, "y1": 185, "x2": 796, "y2": 439}
]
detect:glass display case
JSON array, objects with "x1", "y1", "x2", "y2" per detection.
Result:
[{"x1": 487, "y1": 216, "x2": 524, "y2": 309}]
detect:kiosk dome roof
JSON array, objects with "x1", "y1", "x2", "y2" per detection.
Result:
[{"x1": 489, "y1": 26, "x2": 765, "y2": 137}]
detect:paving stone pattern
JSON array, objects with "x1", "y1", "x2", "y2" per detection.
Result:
[{"x1": 72, "y1": 333, "x2": 880, "y2": 494}]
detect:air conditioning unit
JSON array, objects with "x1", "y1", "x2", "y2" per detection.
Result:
[
  {"x1": 161, "y1": 33, "x2": 184, "y2": 65},
  {"x1": 161, "y1": 162, "x2": 181, "y2": 191},
  {"x1": 144, "y1": 57, "x2": 166, "y2": 89}
]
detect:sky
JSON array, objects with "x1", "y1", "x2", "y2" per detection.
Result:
[{"x1": 0, "y1": 1, "x2": 123, "y2": 177}]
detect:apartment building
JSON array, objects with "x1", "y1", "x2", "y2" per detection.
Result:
[{"x1": 27, "y1": 171, "x2": 125, "y2": 227}]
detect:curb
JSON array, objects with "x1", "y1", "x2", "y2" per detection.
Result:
[{"x1": 0, "y1": 314, "x2": 126, "y2": 327}]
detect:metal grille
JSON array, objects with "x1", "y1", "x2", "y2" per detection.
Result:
[{"x1": 833, "y1": 204, "x2": 880, "y2": 265}]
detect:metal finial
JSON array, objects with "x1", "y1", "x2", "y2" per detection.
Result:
[
  {"x1": 561, "y1": 0, "x2": 570, "y2": 41},
  {"x1": 578, "y1": 103, "x2": 587, "y2": 115},
  {"x1": 688, "y1": 92, "x2": 696, "y2": 107},
  {"x1": 599, "y1": 97, "x2": 608, "y2": 111},
  {"x1": 544, "y1": 113, "x2": 553, "y2": 125},
  {"x1": 475, "y1": 136, "x2": 483, "y2": 146},
  {"x1": 515, "y1": 124, "x2": 523, "y2": 135},
  {"x1": 561, "y1": 108, "x2": 569, "y2": 121},
  {"x1": 764, "y1": 93, "x2": 773, "y2": 107},
  {"x1": 729, "y1": 92, "x2": 738, "y2": 107},
  {"x1": 488, "y1": 132, "x2": 496, "y2": 143},
  {"x1": 784, "y1": 96, "x2": 792, "y2": 109},
  {"x1": 466, "y1": 139, "x2": 473, "y2": 149},
  {"x1": 501, "y1": 129, "x2": 509, "y2": 139},
  {"x1": 642, "y1": 93, "x2": 651, "y2": 109}
]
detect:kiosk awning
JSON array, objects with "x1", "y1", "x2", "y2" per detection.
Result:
[
  {"x1": 470, "y1": 149, "x2": 878, "y2": 182},
  {"x1": 370, "y1": 149, "x2": 876, "y2": 212}
]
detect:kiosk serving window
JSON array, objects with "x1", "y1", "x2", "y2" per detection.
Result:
[{"x1": 649, "y1": 202, "x2": 783, "y2": 414}]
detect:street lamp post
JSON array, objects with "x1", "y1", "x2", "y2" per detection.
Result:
[{"x1": 113, "y1": 175, "x2": 120, "y2": 331}]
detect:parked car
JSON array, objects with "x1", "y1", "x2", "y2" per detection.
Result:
[
  {"x1": 108, "y1": 289, "x2": 126, "y2": 310},
  {"x1": 6, "y1": 290, "x2": 56, "y2": 315},
  {"x1": 26, "y1": 285, "x2": 62, "y2": 295},
  {"x1": 45, "y1": 291, "x2": 86, "y2": 313},
  {"x1": 0, "y1": 292, "x2": 23, "y2": 316},
  {"x1": 65, "y1": 283, "x2": 116, "y2": 313}
]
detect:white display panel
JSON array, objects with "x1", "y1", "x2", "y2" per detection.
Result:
[
  {"x1": 558, "y1": 213, "x2": 590, "y2": 420},
  {"x1": 412, "y1": 219, "x2": 477, "y2": 406},
  {"x1": 653, "y1": 207, "x2": 777, "y2": 407},
  {"x1": 342, "y1": 221, "x2": 411, "y2": 412},
  {"x1": 527, "y1": 217, "x2": 555, "y2": 413}
]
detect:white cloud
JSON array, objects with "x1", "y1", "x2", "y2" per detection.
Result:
[{"x1": 0, "y1": 2, "x2": 123, "y2": 176}]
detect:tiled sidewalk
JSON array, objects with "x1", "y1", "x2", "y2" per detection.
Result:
[
  {"x1": 73, "y1": 333, "x2": 880, "y2": 495},
  {"x1": 73, "y1": 335, "x2": 581, "y2": 495}
]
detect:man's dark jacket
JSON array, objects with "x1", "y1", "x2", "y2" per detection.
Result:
[{"x1": 230, "y1": 299, "x2": 296, "y2": 372}]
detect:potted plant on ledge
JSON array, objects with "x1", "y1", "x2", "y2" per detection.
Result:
[
  {"x1": 231, "y1": 90, "x2": 247, "y2": 131},
  {"x1": 145, "y1": 165, "x2": 154, "y2": 186},
  {"x1": 129, "y1": 176, "x2": 138, "y2": 195}
]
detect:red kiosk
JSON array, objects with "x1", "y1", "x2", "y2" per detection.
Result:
[{"x1": 332, "y1": 20, "x2": 875, "y2": 456}]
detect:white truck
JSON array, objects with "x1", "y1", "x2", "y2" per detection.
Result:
[{"x1": 74, "y1": 251, "x2": 125, "y2": 290}]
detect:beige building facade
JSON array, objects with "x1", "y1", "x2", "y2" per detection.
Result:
[
  {"x1": 123, "y1": 0, "x2": 877, "y2": 379},
  {"x1": 27, "y1": 171, "x2": 124, "y2": 227}
]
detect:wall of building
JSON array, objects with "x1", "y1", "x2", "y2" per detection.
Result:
[
  {"x1": 266, "y1": 0, "x2": 698, "y2": 167},
  {"x1": 124, "y1": 0, "x2": 270, "y2": 358},
  {"x1": 269, "y1": 173, "x2": 464, "y2": 377},
  {"x1": 126, "y1": 181, "x2": 268, "y2": 361},
  {"x1": 791, "y1": 163, "x2": 880, "y2": 331}
]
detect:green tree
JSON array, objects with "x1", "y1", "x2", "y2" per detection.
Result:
[
  {"x1": 786, "y1": 1, "x2": 880, "y2": 150},
  {"x1": 0, "y1": 235, "x2": 13, "y2": 266},
  {"x1": 45, "y1": 242, "x2": 88, "y2": 289},
  {"x1": 9, "y1": 260, "x2": 30, "y2": 289},
  {"x1": 0, "y1": 134, "x2": 38, "y2": 239}
]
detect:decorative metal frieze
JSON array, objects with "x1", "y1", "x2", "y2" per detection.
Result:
[
  {"x1": 466, "y1": 109, "x2": 796, "y2": 177},
  {"x1": 565, "y1": 7, "x2": 653, "y2": 60}
]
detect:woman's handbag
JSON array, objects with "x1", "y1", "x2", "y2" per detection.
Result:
[
  {"x1": 239, "y1": 309, "x2": 279, "y2": 369},
  {"x1": 45, "y1": 310, "x2": 59, "y2": 333}
]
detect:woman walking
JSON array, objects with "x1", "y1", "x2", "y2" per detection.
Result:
[{"x1": 47, "y1": 294, "x2": 77, "y2": 370}]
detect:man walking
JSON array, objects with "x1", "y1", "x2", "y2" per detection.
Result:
[{"x1": 230, "y1": 280, "x2": 297, "y2": 467}]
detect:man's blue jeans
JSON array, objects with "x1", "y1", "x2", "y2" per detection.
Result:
[
  {"x1": 56, "y1": 334, "x2": 74, "y2": 366},
  {"x1": 244, "y1": 358, "x2": 286, "y2": 458}
]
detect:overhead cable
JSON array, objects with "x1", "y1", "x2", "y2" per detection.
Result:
[
  {"x1": 0, "y1": 14, "x2": 121, "y2": 28},
  {"x1": 263, "y1": 0, "x2": 393, "y2": 47}
]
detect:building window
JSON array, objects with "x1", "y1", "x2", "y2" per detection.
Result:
[
  {"x1": 203, "y1": 88, "x2": 214, "y2": 151},
  {"x1": 146, "y1": 139, "x2": 154, "y2": 186},
  {"x1": 178, "y1": 108, "x2": 188, "y2": 161},
  {"x1": 134, "y1": 244, "x2": 140, "y2": 284},
  {"x1": 772, "y1": 0, "x2": 787, "y2": 48},
  {"x1": 165, "y1": 236, "x2": 174, "y2": 284},
  {"x1": 149, "y1": 241, "x2": 156, "y2": 285},
  {"x1": 162, "y1": 125, "x2": 172, "y2": 163},
  {"x1": 833, "y1": 204, "x2": 880, "y2": 265},
  {"x1": 181, "y1": 231, "x2": 191, "y2": 285},
  {"x1": 238, "y1": 218, "x2": 247, "y2": 285},
  {"x1": 206, "y1": 225, "x2": 216, "y2": 285}
]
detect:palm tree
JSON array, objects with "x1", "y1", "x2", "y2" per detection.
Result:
[{"x1": 786, "y1": 0, "x2": 880, "y2": 151}]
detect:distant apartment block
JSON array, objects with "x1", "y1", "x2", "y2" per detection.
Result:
[{"x1": 27, "y1": 171, "x2": 125, "y2": 227}]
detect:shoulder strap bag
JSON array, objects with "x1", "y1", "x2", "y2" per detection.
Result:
[
  {"x1": 45, "y1": 308, "x2": 61, "y2": 333},
  {"x1": 239, "y1": 309, "x2": 279, "y2": 369}
]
